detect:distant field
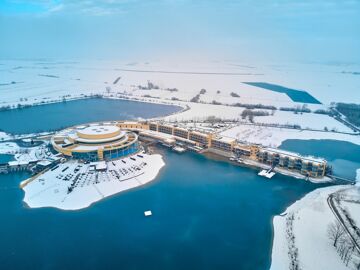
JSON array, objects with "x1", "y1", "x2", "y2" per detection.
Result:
[
  {"x1": 336, "y1": 103, "x2": 360, "y2": 127},
  {"x1": 243, "y1": 82, "x2": 322, "y2": 104}
]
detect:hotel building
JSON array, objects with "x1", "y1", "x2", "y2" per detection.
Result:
[
  {"x1": 51, "y1": 124, "x2": 140, "y2": 161},
  {"x1": 50, "y1": 120, "x2": 328, "y2": 178}
]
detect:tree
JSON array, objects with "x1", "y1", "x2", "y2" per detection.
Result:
[
  {"x1": 206, "y1": 115, "x2": 220, "y2": 126},
  {"x1": 249, "y1": 114, "x2": 254, "y2": 123},
  {"x1": 328, "y1": 220, "x2": 345, "y2": 247}
]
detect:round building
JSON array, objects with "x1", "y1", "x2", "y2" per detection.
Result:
[{"x1": 51, "y1": 124, "x2": 140, "y2": 161}]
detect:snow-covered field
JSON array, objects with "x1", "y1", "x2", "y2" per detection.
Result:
[
  {"x1": 1, "y1": 60, "x2": 359, "y2": 106},
  {"x1": 1, "y1": 59, "x2": 358, "y2": 138},
  {"x1": 0, "y1": 142, "x2": 20, "y2": 155},
  {"x1": 22, "y1": 153, "x2": 164, "y2": 210},
  {"x1": 271, "y1": 169, "x2": 360, "y2": 270},
  {"x1": 162, "y1": 101, "x2": 354, "y2": 133},
  {"x1": 271, "y1": 186, "x2": 354, "y2": 270},
  {"x1": 0, "y1": 131, "x2": 12, "y2": 141},
  {"x1": 220, "y1": 125, "x2": 360, "y2": 148}
]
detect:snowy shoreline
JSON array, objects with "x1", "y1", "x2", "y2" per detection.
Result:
[
  {"x1": 270, "y1": 170, "x2": 360, "y2": 270},
  {"x1": 1, "y1": 94, "x2": 359, "y2": 149},
  {"x1": 22, "y1": 153, "x2": 165, "y2": 210}
]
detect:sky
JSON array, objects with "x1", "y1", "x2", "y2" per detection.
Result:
[{"x1": 0, "y1": 0, "x2": 359, "y2": 63}]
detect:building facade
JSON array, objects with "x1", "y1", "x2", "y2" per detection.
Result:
[{"x1": 51, "y1": 124, "x2": 140, "y2": 161}]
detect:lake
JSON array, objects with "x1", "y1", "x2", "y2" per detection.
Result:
[
  {"x1": 243, "y1": 82, "x2": 321, "y2": 104},
  {"x1": 0, "y1": 98, "x2": 182, "y2": 134},
  {"x1": 1, "y1": 98, "x2": 358, "y2": 270},
  {"x1": 0, "y1": 149, "x2": 324, "y2": 270}
]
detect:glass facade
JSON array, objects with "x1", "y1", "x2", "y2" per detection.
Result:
[
  {"x1": 73, "y1": 151, "x2": 99, "y2": 162},
  {"x1": 72, "y1": 142, "x2": 140, "y2": 161},
  {"x1": 103, "y1": 142, "x2": 140, "y2": 161}
]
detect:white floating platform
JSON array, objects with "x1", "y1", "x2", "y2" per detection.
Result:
[
  {"x1": 258, "y1": 169, "x2": 276, "y2": 179},
  {"x1": 144, "y1": 210, "x2": 152, "y2": 216},
  {"x1": 173, "y1": 146, "x2": 186, "y2": 153}
]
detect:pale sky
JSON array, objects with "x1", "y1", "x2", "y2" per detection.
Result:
[{"x1": 0, "y1": 0, "x2": 359, "y2": 63}]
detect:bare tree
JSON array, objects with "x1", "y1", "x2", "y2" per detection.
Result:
[
  {"x1": 248, "y1": 114, "x2": 254, "y2": 123},
  {"x1": 328, "y1": 220, "x2": 345, "y2": 247}
]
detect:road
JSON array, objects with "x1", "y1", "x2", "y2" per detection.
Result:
[{"x1": 327, "y1": 193, "x2": 360, "y2": 254}]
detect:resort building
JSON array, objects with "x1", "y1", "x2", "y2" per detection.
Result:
[
  {"x1": 149, "y1": 123, "x2": 158, "y2": 132},
  {"x1": 173, "y1": 127, "x2": 190, "y2": 140},
  {"x1": 257, "y1": 148, "x2": 326, "y2": 177},
  {"x1": 189, "y1": 131, "x2": 211, "y2": 148},
  {"x1": 141, "y1": 121, "x2": 327, "y2": 178},
  {"x1": 48, "y1": 120, "x2": 328, "y2": 178},
  {"x1": 158, "y1": 124, "x2": 174, "y2": 135},
  {"x1": 117, "y1": 121, "x2": 149, "y2": 130},
  {"x1": 210, "y1": 136, "x2": 236, "y2": 152},
  {"x1": 234, "y1": 144, "x2": 260, "y2": 160},
  {"x1": 51, "y1": 124, "x2": 140, "y2": 161}
]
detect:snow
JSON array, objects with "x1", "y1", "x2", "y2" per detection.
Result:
[
  {"x1": 78, "y1": 125, "x2": 120, "y2": 136},
  {"x1": 220, "y1": 125, "x2": 360, "y2": 148},
  {"x1": 0, "y1": 131, "x2": 13, "y2": 141},
  {"x1": 271, "y1": 185, "x2": 352, "y2": 270},
  {"x1": 162, "y1": 101, "x2": 354, "y2": 133},
  {"x1": 22, "y1": 153, "x2": 164, "y2": 210},
  {"x1": 0, "y1": 142, "x2": 20, "y2": 154},
  {"x1": 0, "y1": 59, "x2": 358, "y2": 143},
  {"x1": 342, "y1": 201, "x2": 360, "y2": 231},
  {"x1": 2, "y1": 60, "x2": 359, "y2": 108}
]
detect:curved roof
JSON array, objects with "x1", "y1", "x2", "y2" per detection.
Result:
[
  {"x1": 77, "y1": 125, "x2": 121, "y2": 139},
  {"x1": 51, "y1": 124, "x2": 138, "y2": 154}
]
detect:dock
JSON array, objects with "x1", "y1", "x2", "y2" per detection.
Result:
[
  {"x1": 144, "y1": 210, "x2": 152, "y2": 217},
  {"x1": 258, "y1": 168, "x2": 276, "y2": 179},
  {"x1": 173, "y1": 146, "x2": 186, "y2": 153}
]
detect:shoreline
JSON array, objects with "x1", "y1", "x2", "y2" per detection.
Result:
[
  {"x1": 1, "y1": 94, "x2": 359, "y2": 149},
  {"x1": 22, "y1": 153, "x2": 165, "y2": 211},
  {"x1": 270, "y1": 172, "x2": 360, "y2": 270}
]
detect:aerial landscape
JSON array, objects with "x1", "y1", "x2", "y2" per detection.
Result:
[{"x1": 1, "y1": 1, "x2": 360, "y2": 270}]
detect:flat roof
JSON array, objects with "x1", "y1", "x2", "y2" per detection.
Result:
[
  {"x1": 189, "y1": 131, "x2": 209, "y2": 137},
  {"x1": 77, "y1": 125, "x2": 120, "y2": 136},
  {"x1": 37, "y1": 160, "x2": 52, "y2": 167},
  {"x1": 212, "y1": 136, "x2": 235, "y2": 144},
  {"x1": 8, "y1": 160, "x2": 29, "y2": 166},
  {"x1": 262, "y1": 147, "x2": 326, "y2": 163}
]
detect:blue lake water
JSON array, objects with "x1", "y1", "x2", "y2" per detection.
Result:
[
  {"x1": 0, "y1": 98, "x2": 182, "y2": 134},
  {"x1": 0, "y1": 154, "x2": 14, "y2": 163},
  {"x1": 243, "y1": 82, "x2": 321, "y2": 104},
  {"x1": 0, "y1": 150, "x2": 325, "y2": 270},
  {"x1": 0, "y1": 99, "x2": 358, "y2": 270}
]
